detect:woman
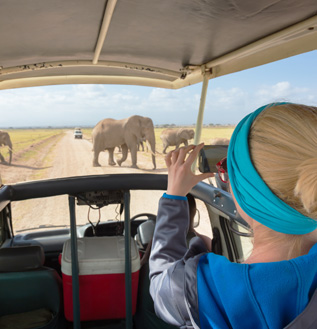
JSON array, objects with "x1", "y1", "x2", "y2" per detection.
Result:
[{"x1": 149, "y1": 103, "x2": 317, "y2": 329}]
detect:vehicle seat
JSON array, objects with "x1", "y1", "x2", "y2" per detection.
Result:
[
  {"x1": 284, "y1": 288, "x2": 317, "y2": 328},
  {"x1": 134, "y1": 261, "x2": 178, "y2": 329},
  {"x1": 0, "y1": 245, "x2": 64, "y2": 329},
  {"x1": 134, "y1": 220, "x2": 178, "y2": 329}
]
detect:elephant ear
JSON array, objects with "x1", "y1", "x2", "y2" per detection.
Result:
[
  {"x1": 125, "y1": 115, "x2": 143, "y2": 140},
  {"x1": 178, "y1": 128, "x2": 190, "y2": 140}
]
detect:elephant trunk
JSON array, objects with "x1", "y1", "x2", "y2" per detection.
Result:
[{"x1": 148, "y1": 137, "x2": 156, "y2": 170}]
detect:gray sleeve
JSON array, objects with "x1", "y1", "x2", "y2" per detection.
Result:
[
  {"x1": 284, "y1": 289, "x2": 317, "y2": 329},
  {"x1": 149, "y1": 197, "x2": 208, "y2": 328}
]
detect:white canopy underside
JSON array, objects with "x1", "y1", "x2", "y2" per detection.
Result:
[{"x1": 0, "y1": 0, "x2": 316, "y2": 90}]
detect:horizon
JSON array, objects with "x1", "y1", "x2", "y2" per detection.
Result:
[{"x1": 0, "y1": 123, "x2": 235, "y2": 130}]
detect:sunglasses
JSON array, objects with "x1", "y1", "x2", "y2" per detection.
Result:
[{"x1": 216, "y1": 157, "x2": 228, "y2": 183}]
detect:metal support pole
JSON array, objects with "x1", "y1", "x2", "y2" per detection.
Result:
[
  {"x1": 124, "y1": 191, "x2": 133, "y2": 329},
  {"x1": 93, "y1": 0, "x2": 118, "y2": 64},
  {"x1": 192, "y1": 66, "x2": 211, "y2": 172},
  {"x1": 68, "y1": 195, "x2": 81, "y2": 329}
]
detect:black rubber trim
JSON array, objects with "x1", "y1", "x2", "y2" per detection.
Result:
[
  {"x1": 0, "y1": 173, "x2": 250, "y2": 232},
  {"x1": 211, "y1": 227, "x2": 222, "y2": 256},
  {"x1": 1, "y1": 174, "x2": 168, "y2": 202},
  {"x1": 219, "y1": 216, "x2": 234, "y2": 262}
]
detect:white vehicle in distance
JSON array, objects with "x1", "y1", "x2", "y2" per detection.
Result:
[{"x1": 73, "y1": 128, "x2": 83, "y2": 139}]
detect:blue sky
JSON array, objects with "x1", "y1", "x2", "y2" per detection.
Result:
[{"x1": 0, "y1": 50, "x2": 316, "y2": 128}]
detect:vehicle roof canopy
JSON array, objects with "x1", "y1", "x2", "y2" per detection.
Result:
[{"x1": 0, "y1": 0, "x2": 316, "y2": 90}]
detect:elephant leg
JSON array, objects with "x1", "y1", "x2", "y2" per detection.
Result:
[
  {"x1": 129, "y1": 144, "x2": 138, "y2": 168},
  {"x1": 175, "y1": 142, "x2": 181, "y2": 150},
  {"x1": 93, "y1": 150, "x2": 101, "y2": 167},
  {"x1": 151, "y1": 153, "x2": 156, "y2": 170},
  {"x1": 184, "y1": 140, "x2": 189, "y2": 147},
  {"x1": 117, "y1": 144, "x2": 128, "y2": 166},
  {"x1": 108, "y1": 148, "x2": 116, "y2": 166},
  {"x1": 137, "y1": 141, "x2": 144, "y2": 152},
  {"x1": 162, "y1": 144, "x2": 168, "y2": 154}
]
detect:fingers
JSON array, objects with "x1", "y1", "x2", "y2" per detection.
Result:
[
  {"x1": 165, "y1": 144, "x2": 204, "y2": 168},
  {"x1": 165, "y1": 145, "x2": 194, "y2": 166},
  {"x1": 165, "y1": 150, "x2": 173, "y2": 167},
  {"x1": 194, "y1": 172, "x2": 214, "y2": 183},
  {"x1": 176, "y1": 145, "x2": 195, "y2": 165},
  {"x1": 165, "y1": 143, "x2": 213, "y2": 196},
  {"x1": 186, "y1": 143, "x2": 204, "y2": 163}
]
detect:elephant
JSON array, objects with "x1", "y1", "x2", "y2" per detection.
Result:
[
  {"x1": 210, "y1": 137, "x2": 230, "y2": 145},
  {"x1": 119, "y1": 138, "x2": 146, "y2": 152},
  {"x1": 160, "y1": 128, "x2": 195, "y2": 154},
  {"x1": 92, "y1": 115, "x2": 156, "y2": 169},
  {"x1": 0, "y1": 130, "x2": 12, "y2": 164},
  {"x1": 137, "y1": 137, "x2": 149, "y2": 152}
]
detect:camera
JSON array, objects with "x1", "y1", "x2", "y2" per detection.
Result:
[{"x1": 198, "y1": 145, "x2": 228, "y2": 173}]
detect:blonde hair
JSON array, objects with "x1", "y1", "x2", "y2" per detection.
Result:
[{"x1": 249, "y1": 103, "x2": 317, "y2": 258}]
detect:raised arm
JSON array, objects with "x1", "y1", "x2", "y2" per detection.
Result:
[{"x1": 149, "y1": 144, "x2": 213, "y2": 327}]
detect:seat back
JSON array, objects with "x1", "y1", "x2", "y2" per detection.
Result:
[
  {"x1": 0, "y1": 246, "x2": 63, "y2": 328},
  {"x1": 134, "y1": 262, "x2": 178, "y2": 329},
  {"x1": 134, "y1": 220, "x2": 178, "y2": 329},
  {"x1": 284, "y1": 289, "x2": 317, "y2": 328}
]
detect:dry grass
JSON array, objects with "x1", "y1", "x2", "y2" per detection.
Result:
[
  {"x1": 29, "y1": 133, "x2": 65, "y2": 180},
  {"x1": 1, "y1": 129, "x2": 65, "y2": 161},
  {"x1": 81, "y1": 128, "x2": 92, "y2": 141}
]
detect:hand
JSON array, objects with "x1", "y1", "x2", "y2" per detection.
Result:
[{"x1": 165, "y1": 143, "x2": 214, "y2": 196}]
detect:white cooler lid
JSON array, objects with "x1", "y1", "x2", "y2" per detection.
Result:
[{"x1": 62, "y1": 236, "x2": 141, "y2": 275}]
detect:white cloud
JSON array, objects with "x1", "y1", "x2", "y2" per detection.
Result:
[
  {"x1": 255, "y1": 81, "x2": 316, "y2": 106},
  {"x1": 202, "y1": 87, "x2": 249, "y2": 124},
  {"x1": 0, "y1": 81, "x2": 316, "y2": 127},
  {"x1": 148, "y1": 88, "x2": 170, "y2": 101}
]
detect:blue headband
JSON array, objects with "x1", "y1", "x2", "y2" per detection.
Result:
[{"x1": 227, "y1": 103, "x2": 317, "y2": 234}]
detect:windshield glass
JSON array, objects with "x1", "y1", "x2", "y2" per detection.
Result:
[
  {"x1": 0, "y1": 84, "x2": 236, "y2": 186},
  {"x1": 1, "y1": 51, "x2": 316, "y2": 233},
  {"x1": 11, "y1": 191, "x2": 212, "y2": 238}
]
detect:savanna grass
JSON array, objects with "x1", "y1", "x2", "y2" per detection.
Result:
[{"x1": 1, "y1": 129, "x2": 65, "y2": 160}]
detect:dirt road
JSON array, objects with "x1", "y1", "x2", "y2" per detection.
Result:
[{"x1": 1, "y1": 131, "x2": 212, "y2": 236}]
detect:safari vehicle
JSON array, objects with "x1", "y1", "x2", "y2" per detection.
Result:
[
  {"x1": 0, "y1": 1, "x2": 316, "y2": 329},
  {"x1": 74, "y1": 128, "x2": 83, "y2": 139}
]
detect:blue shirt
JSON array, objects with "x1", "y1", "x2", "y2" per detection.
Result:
[{"x1": 197, "y1": 243, "x2": 317, "y2": 329}]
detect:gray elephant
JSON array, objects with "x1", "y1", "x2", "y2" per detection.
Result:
[
  {"x1": 92, "y1": 115, "x2": 156, "y2": 169},
  {"x1": 0, "y1": 130, "x2": 12, "y2": 164},
  {"x1": 210, "y1": 137, "x2": 230, "y2": 145},
  {"x1": 160, "y1": 128, "x2": 195, "y2": 154},
  {"x1": 137, "y1": 137, "x2": 149, "y2": 152}
]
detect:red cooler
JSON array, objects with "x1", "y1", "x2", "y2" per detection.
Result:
[{"x1": 61, "y1": 236, "x2": 140, "y2": 321}]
